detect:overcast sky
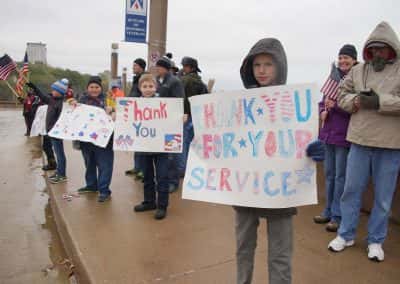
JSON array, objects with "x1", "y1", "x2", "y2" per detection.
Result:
[{"x1": 1, "y1": 0, "x2": 399, "y2": 91}]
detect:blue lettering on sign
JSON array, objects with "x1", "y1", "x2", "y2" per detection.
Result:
[
  {"x1": 243, "y1": 98, "x2": 256, "y2": 125},
  {"x1": 294, "y1": 89, "x2": 312, "y2": 122}
]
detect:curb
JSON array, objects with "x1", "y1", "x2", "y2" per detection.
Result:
[{"x1": 46, "y1": 176, "x2": 93, "y2": 284}]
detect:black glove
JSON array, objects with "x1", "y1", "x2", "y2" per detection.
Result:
[
  {"x1": 358, "y1": 89, "x2": 379, "y2": 109},
  {"x1": 306, "y1": 140, "x2": 325, "y2": 162},
  {"x1": 26, "y1": 82, "x2": 36, "y2": 90}
]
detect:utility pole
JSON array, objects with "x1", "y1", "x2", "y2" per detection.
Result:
[
  {"x1": 111, "y1": 43, "x2": 119, "y2": 79},
  {"x1": 147, "y1": 0, "x2": 168, "y2": 72}
]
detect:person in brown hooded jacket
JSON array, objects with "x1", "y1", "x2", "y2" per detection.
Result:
[{"x1": 328, "y1": 21, "x2": 400, "y2": 262}]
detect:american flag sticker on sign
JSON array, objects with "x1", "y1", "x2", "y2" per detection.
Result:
[{"x1": 164, "y1": 134, "x2": 182, "y2": 152}]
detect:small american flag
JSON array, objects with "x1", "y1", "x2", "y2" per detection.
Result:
[
  {"x1": 0, "y1": 54, "x2": 17, "y2": 81},
  {"x1": 320, "y1": 63, "x2": 343, "y2": 100},
  {"x1": 164, "y1": 134, "x2": 182, "y2": 152},
  {"x1": 16, "y1": 52, "x2": 29, "y2": 96}
]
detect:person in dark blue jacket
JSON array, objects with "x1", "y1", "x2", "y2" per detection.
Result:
[{"x1": 69, "y1": 76, "x2": 115, "y2": 202}]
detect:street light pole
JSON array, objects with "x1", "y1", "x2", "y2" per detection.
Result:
[{"x1": 147, "y1": 0, "x2": 168, "y2": 72}]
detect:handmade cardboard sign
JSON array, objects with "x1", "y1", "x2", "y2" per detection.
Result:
[
  {"x1": 48, "y1": 104, "x2": 114, "y2": 148},
  {"x1": 113, "y1": 97, "x2": 183, "y2": 153},
  {"x1": 182, "y1": 84, "x2": 319, "y2": 208},
  {"x1": 30, "y1": 105, "x2": 48, "y2": 137}
]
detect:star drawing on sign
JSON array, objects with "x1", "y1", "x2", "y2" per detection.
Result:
[
  {"x1": 90, "y1": 132, "x2": 98, "y2": 140},
  {"x1": 257, "y1": 107, "x2": 264, "y2": 116},
  {"x1": 238, "y1": 138, "x2": 247, "y2": 148},
  {"x1": 295, "y1": 165, "x2": 315, "y2": 184}
]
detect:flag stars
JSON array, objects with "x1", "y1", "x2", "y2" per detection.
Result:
[
  {"x1": 295, "y1": 165, "x2": 315, "y2": 184},
  {"x1": 238, "y1": 138, "x2": 247, "y2": 148},
  {"x1": 257, "y1": 107, "x2": 264, "y2": 116}
]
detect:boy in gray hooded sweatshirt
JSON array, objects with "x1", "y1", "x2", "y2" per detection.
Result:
[
  {"x1": 236, "y1": 38, "x2": 324, "y2": 284},
  {"x1": 236, "y1": 38, "x2": 294, "y2": 284}
]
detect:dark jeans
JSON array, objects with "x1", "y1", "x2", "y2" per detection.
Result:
[
  {"x1": 23, "y1": 112, "x2": 34, "y2": 135},
  {"x1": 51, "y1": 138, "x2": 66, "y2": 176},
  {"x1": 42, "y1": 135, "x2": 55, "y2": 162},
  {"x1": 142, "y1": 153, "x2": 169, "y2": 209},
  {"x1": 167, "y1": 153, "x2": 180, "y2": 188},
  {"x1": 80, "y1": 142, "x2": 114, "y2": 196},
  {"x1": 134, "y1": 153, "x2": 143, "y2": 172}
]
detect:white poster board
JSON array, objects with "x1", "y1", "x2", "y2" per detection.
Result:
[
  {"x1": 113, "y1": 97, "x2": 183, "y2": 153},
  {"x1": 182, "y1": 84, "x2": 319, "y2": 208},
  {"x1": 48, "y1": 103, "x2": 114, "y2": 148},
  {"x1": 30, "y1": 105, "x2": 48, "y2": 137}
]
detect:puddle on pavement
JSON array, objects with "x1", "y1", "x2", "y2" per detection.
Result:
[{"x1": 0, "y1": 108, "x2": 75, "y2": 283}]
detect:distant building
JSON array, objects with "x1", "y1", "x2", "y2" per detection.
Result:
[{"x1": 26, "y1": 42, "x2": 47, "y2": 64}]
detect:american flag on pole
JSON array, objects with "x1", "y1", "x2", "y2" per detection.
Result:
[
  {"x1": 16, "y1": 52, "x2": 29, "y2": 96},
  {"x1": 320, "y1": 63, "x2": 344, "y2": 100},
  {"x1": 0, "y1": 54, "x2": 17, "y2": 81}
]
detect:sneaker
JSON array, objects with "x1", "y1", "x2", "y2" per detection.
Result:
[
  {"x1": 77, "y1": 187, "x2": 98, "y2": 194},
  {"x1": 125, "y1": 168, "x2": 137, "y2": 176},
  {"x1": 97, "y1": 194, "x2": 111, "y2": 202},
  {"x1": 134, "y1": 202, "x2": 157, "y2": 212},
  {"x1": 328, "y1": 235, "x2": 355, "y2": 252},
  {"x1": 135, "y1": 171, "x2": 144, "y2": 181},
  {"x1": 326, "y1": 221, "x2": 339, "y2": 232},
  {"x1": 367, "y1": 243, "x2": 384, "y2": 262},
  {"x1": 154, "y1": 208, "x2": 167, "y2": 220},
  {"x1": 48, "y1": 173, "x2": 58, "y2": 180},
  {"x1": 313, "y1": 215, "x2": 330, "y2": 224},
  {"x1": 49, "y1": 174, "x2": 68, "y2": 184}
]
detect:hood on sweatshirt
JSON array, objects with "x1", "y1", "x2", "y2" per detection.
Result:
[
  {"x1": 363, "y1": 21, "x2": 400, "y2": 62},
  {"x1": 240, "y1": 38, "x2": 287, "y2": 89}
]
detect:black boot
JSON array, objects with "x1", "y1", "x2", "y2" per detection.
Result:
[
  {"x1": 134, "y1": 202, "x2": 156, "y2": 212},
  {"x1": 154, "y1": 208, "x2": 167, "y2": 220},
  {"x1": 42, "y1": 159, "x2": 57, "y2": 171}
]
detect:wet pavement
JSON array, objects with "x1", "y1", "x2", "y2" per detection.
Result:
[
  {"x1": 1, "y1": 107, "x2": 400, "y2": 283},
  {"x1": 0, "y1": 108, "x2": 70, "y2": 283}
]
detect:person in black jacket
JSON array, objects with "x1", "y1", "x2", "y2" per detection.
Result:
[
  {"x1": 69, "y1": 76, "x2": 115, "y2": 203},
  {"x1": 27, "y1": 79, "x2": 69, "y2": 184},
  {"x1": 155, "y1": 56, "x2": 185, "y2": 193},
  {"x1": 179, "y1": 56, "x2": 208, "y2": 176},
  {"x1": 126, "y1": 58, "x2": 147, "y2": 180}
]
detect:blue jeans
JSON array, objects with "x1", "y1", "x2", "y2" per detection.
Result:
[
  {"x1": 178, "y1": 117, "x2": 194, "y2": 175},
  {"x1": 322, "y1": 144, "x2": 349, "y2": 223},
  {"x1": 51, "y1": 138, "x2": 66, "y2": 176},
  {"x1": 141, "y1": 153, "x2": 169, "y2": 209},
  {"x1": 338, "y1": 144, "x2": 400, "y2": 244},
  {"x1": 80, "y1": 142, "x2": 114, "y2": 196}
]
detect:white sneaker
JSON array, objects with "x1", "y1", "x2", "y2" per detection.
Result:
[
  {"x1": 367, "y1": 243, "x2": 384, "y2": 262},
  {"x1": 328, "y1": 235, "x2": 355, "y2": 252}
]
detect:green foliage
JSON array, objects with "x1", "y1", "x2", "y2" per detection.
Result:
[{"x1": 0, "y1": 63, "x2": 110, "y2": 101}]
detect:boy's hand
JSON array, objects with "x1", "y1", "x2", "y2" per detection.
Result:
[
  {"x1": 183, "y1": 114, "x2": 188, "y2": 123},
  {"x1": 105, "y1": 106, "x2": 113, "y2": 115},
  {"x1": 67, "y1": 98, "x2": 78, "y2": 107},
  {"x1": 111, "y1": 111, "x2": 116, "y2": 121}
]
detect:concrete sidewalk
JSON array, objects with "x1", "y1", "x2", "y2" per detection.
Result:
[{"x1": 48, "y1": 143, "x2": 400, "y2": 284}]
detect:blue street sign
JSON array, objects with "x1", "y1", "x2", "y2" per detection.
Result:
[{"x1": 125, "y1": 0, "x2": 148, "y2": 43}]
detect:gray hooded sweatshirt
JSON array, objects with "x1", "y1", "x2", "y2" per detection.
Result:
[{"x1": 236, "y1": 38, "x2": 296, "y2": 217}]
